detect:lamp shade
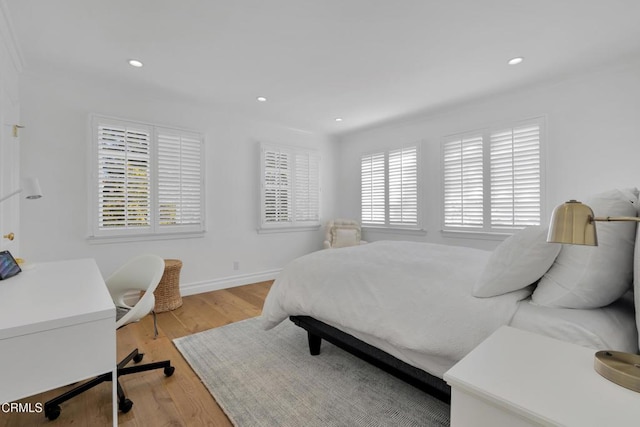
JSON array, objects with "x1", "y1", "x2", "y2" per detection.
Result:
[
  {"x1": 23, "y1": 177, "x2": 43, "y2": 200},
  {"x1": 0, "y1": 177, "x2": 43, "y2": 204},
  {"x1": 547, "y1": 200, "x2": 597, "y2": 246}
]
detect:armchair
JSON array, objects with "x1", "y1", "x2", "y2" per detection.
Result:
[{"x1": 323, "y1": 219, "x2": 367, "y2": 249}]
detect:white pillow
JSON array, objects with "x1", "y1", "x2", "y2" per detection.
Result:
[
  {"x1": 333, "y1": 228, "x2": 359, "y2": 248},
  {"x1": 473, "y1": 226, "x2": 561, "y2": 298},
  {"x1": 532, "y1": 189, "x2": 637, "y2": 308}
]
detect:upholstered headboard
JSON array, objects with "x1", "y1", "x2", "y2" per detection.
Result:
[{"x1": 634, "y1": 225, "x2": 640, "y2": 352}]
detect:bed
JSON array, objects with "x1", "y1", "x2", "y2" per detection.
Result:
[{"x1": 260, "y1": 189, "x2": 640, "y2": 402}]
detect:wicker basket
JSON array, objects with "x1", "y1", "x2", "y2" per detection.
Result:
[{"x1": 153, "y1": 259, "x2": 183, "y2": 312}]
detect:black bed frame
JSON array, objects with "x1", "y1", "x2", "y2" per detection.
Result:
[{"x1": 289, "y1": 316, "x2": 451, "y2": 403}]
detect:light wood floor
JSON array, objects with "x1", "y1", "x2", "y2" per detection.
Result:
[{"x1": 0, "y1": 281, "x2": 273, "y2": 427}]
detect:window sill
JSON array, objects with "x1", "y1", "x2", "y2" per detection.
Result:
[
  {"x1": 440, "y1": 229, "x2": 512, "y2": 241},
  {"x1": 88, "y1": 231, "x2": 205, "y2": 245},
  {"x1": 257, "y1": 225, "x2": 321, "y2": 234},
  {"x1": 362, "y1": 226, "x2": 427, "y2": 236}
]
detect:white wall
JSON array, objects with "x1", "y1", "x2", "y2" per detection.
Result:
[
  {"x1": 335, "y1": 57, "x2": 640, "y2": 250},
  {"x1": 16, "y1": 55, "x2": 640, "y2": 285},
  {"x1": 0, "y1": 6, "x2": 22, "y2": 256},
  {"x1": 18, "y1": 72, "x2": 336, "y2": 290}
]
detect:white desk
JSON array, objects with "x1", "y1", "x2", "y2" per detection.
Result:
[
  {"x1": 444, "y1": 326, "x2": 640, "y2": 426},
  {"x1": 0, "y1": 259, "x2": 116, "y2": 425}
]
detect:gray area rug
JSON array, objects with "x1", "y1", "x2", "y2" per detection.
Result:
[{"x1": 173, "y1": 317, "x2": 450, "y2": 427}]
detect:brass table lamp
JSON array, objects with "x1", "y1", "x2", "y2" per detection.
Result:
[{"x1": 547, "y1": 200, "x2": 640, "y2": 392}]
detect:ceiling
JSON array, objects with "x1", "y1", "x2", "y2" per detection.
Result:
[{"x1": 5, "y1": 0, "x2": 640, "y2": 136}]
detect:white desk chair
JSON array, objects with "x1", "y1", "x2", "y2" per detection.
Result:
[
  {"x1": 44, "y1": 254, "x2": 175, "y2": 420},
  {"x1": 110, "y1": 253, "x2": 164, "y2": 336}
]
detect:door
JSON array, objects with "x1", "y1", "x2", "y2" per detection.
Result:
[{"x1": 0, "y1": 84, "x2": 21, "y2": 255}]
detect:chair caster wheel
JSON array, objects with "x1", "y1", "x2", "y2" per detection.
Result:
[
  {"x1": 45, "y1": 405, "x2": 61, "y2": 420},
  {"x1": 164, "y1": 366, "x2": 175, "y2": 377},
  {"x1": 119, "y1": 398, "x2": 133, "y2": 413},
  {"x1": 133, "y1": 353, "x2": 144, "y2": 363}
]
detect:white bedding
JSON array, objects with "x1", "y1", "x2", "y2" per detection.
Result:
[
  {"x1": 510, "y1": 293, "x2": 638, "y2": 354},
  {"x1": 261, "y1": 240, "x2": 532, "y2": 374}
]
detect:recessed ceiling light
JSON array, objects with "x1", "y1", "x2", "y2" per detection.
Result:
[
  {"x1": 508, "y1": 57, "x2": 524, "y2": 65},
  {"x1": 335, "y1": 118, "x2": 343, "y2": 122},
  {"x1": 257, "y1": 96, "x2": 267, "y2": 102},
  {"x1": 128, "y1": 59, "x2": 143, "y2": 68}
]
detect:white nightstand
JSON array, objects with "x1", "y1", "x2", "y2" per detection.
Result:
[{"x1": 444, "y1": 326, "x2": 640, "y2": 426}]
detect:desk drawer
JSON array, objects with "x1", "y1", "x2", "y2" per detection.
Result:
[{"x1": 0, "y1": 316, "x2": 115, "y2": 403}]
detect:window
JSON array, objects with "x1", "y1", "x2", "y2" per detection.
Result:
[
  {"x1": 156, "y1": 128, "x2": 204, "y2": 229},
  {"x1": 90, "y1": 115, "x2": 204, "y2": 239},
  {"x1": 259, "y1": 143, "x2": 320, "y2": 231},
  {"x1": 361, "y1": 145, "x2": 419, "y2": 228},
  {"x1": 361, "y1": 152, "x2": 385, "y2": 225},
  {"x1": 443, "y1": 134, "x2": 484, "y2": 228},
  {"x1": 442, "y1": 118, "x2": 543, "y2": 234}
]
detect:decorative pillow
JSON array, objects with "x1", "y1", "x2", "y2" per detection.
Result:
[
  {"x1": 333, "y1": 228, "x2": 359, "y2": 248},
  {"x1": 473, "y1": 226, "x2": 561, "y2": 298},
  {"x1": 532, "y1": 189, "x2": 637, "y2": 308}
]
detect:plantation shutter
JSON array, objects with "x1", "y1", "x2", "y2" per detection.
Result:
[
  {"x1": 157, "y1": 128, "x2": 203, "y2": 229},
  {"x1": 295, "y1": 152, "x2": 320, "y2": 222},
  {"x1": 490, "y1": 122, "x2": 541, "y2": 229},
  {"x1": 92, "y1": 115, "x2": 205, "y2": 238},
  {"x1": 96, "y1": 122, "x2": 151, "y2": 231},
  {"x1": 443, "y1": 134, "x2": 484, "y2": 228},
  {"x1": 388, "y1": 146, "x2": 418, "y2": 226},
  {"x1": 260, "y1": 143, "x2": 320, "y2": 230},
  {"x1": 263, "y1": 148, "x2": 293, "y2": 224},
  {"x1": 361, "y1": 152, "x2": 386, "y2": 225}
]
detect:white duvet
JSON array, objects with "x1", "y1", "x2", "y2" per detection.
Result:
[{"x1": 261, "y1": 241, "x2": 531, "y2": 365}]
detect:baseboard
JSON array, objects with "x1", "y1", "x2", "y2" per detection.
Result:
[
  {"x1": 180, "y1": 269, "x2": 282, "y2": 296},
  {"x1": 123, "y1": 268, "x2": 281, "y2": 305}
]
